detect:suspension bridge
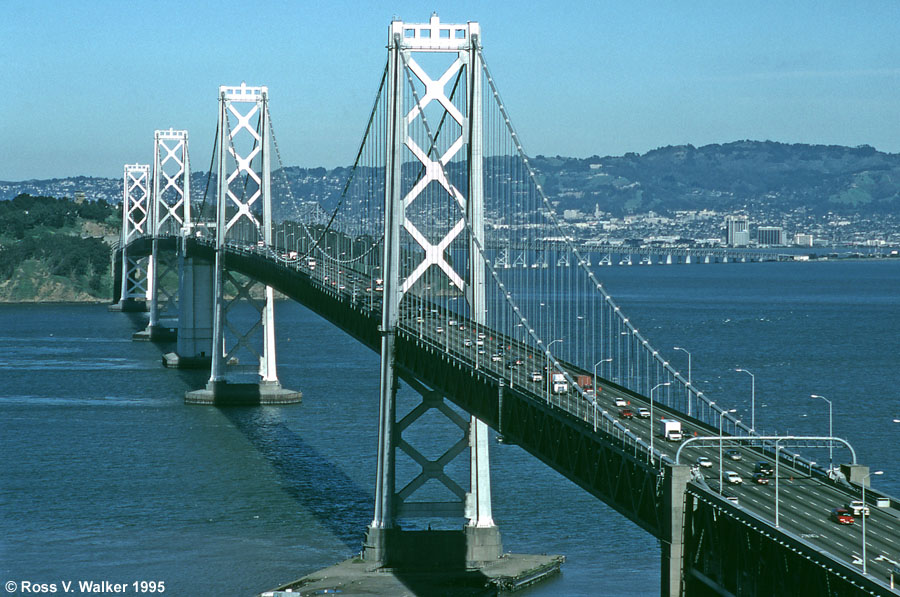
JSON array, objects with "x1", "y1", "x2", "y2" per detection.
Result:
[{"x1": 107, "y1": 15, "x2": 899, "y2": 597}]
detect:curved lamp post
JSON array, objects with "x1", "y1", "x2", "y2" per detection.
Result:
[
  {"x1": 592, "y1": 357, "x2": 612, "y2": 431},
  {"x1": 674, "y1": 346, "x2": 692, "y2": 416},
  {"x1": 718, "y1": 408, "x2": 737, "y2": 493},
  {"x1": 736, "y1": 368, "x2": 755, "y2": 433},
  {"x1": 811, "y1": 394, "x2": 833, "y2": 472},
  {"x1": 649, "y1": 382, "x2": 671, "y2": 464},
  {"x1": 862, "y1": 470, "x2": 883, "y2": 575}
]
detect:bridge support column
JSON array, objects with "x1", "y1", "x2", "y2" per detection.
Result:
[
  {"x1": 137, "y1": 129, "x2": 191, "y2": 342},
  {"x1": 163, "y1": 252, "x2": 213, "y2": 368},
  {"x1": 183, "y1": 83, "x2": 299, "y2": 406},
  {"x1": 841, "y1": 464, "x2": 870, "y2": 486},
  {"x1": 110, "y1": 164, "x2": 151, "y2": 313},
  {"x1": 364, "y1": 15, "x2": 503, "y2": 570},
  {"x1": 661, "y1": 464, "x2": 692, "y2": 597}
]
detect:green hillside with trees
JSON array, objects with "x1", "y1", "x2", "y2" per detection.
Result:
[{"x1": 0, "y1": 194, "x2": 119, "y2": 302}]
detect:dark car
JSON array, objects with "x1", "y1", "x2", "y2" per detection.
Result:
[
  {"x1": 725, "y1": 449, "x2": 742, "y2": 461},
  {"x1": 619, "y1": 409, "x2": 634, "y2": 419},
  {"x1": 830, "y1": 508, "x2": 854, "y2": 525},
  {"x1": 754, "y1": 461, "x2": 774, "y2": 476},
  {"x1": 752, "y1": 473, "x2": 770, "y2": 485}
]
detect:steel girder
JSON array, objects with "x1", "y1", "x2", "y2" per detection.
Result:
[{"x1": 685, "y1": 486, "x2": 894, "y2": 596}]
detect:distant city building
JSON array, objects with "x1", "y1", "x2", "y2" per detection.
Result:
[
  {"x1": 757, "y1": 226, "x2": 784, "y2": 246},
  {"x1": 74, "y1": 191, "x2": 86, "y2": 204},
  {"x1": 794, "y1": 233, "x2": 813, "y2": 247},
  {"x1": 725, "y1": 215, "x2": 749, "y2": 246}
]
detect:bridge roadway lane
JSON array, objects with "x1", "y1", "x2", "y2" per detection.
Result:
[
  {"x1": 390, "y1": 282, "x2": 900, "y2": 588},
  {"x1": 196, "y1": 241, "x2": 900, "y2": 587}
]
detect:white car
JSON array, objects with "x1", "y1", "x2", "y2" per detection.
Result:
[
  {"x1": 637, "y1": 407, "x2": 650, "y2": 418},
  {"x1": 614, "y1": 397, "x2": 627, "y2": 407},
  {"x1": 697, "y1": 456, "x2": 713, "y2": 468},
  {"x1": 724, "y1": 471, "x2": 743, "y2": 485},
  {"x1": 847, "y1": 500, "x2": 870, "y2": 517},
  {"x1": 530, "y1": 371, "x2": 543, "y2": 383}
]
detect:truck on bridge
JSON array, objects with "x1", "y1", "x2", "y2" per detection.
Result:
[{"x1": 657, "y1": 418, "x2": 683, "y2": 442}]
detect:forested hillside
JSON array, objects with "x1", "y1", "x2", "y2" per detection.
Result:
[{"x1": 0, "y1": 194, "x2": 119, "y2": 302}]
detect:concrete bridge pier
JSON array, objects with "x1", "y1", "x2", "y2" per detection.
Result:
[
  {"x1": 661, "y1": 464, "x2": 692, "y2": 597},
  {"x1": 163, "y1": 252, "x2": 213, "y2": 369}
]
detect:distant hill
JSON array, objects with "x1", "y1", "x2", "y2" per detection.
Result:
[
  {"x1": 533, "y1": 141, "x2": 900, "y2": 217},
  {"x1": 3, "y1": 141, "x2": 898, "y2": 218}
]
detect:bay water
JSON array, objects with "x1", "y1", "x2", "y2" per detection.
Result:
[{"x1": 1, "y1": 259, "x2": 898, "y2": 596}]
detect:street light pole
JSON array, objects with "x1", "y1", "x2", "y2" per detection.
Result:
[
  {"x1": 718, "y1": 408, "x2": 737, "y2": 494},
  {"x1": 736, "y1": 368, "x2": 755, "y2": 433},
  {"x1": 876, "y1": 555, "x2": 900, "y2": 589},
  {"x1": 774, "y1": 440, "x2": 784, "y2": 527},
  {"x1": 811, "y1": 394, "x2": 833, "y2": 472},
  {"x1": 546, "y1": 339, "x2": 563, "y2": 404},
  {"x1": 862, "y1": 470, "x2": 883, "y2": 575},
  {"x1": 674, "y1": 346, "x2": 692, "y2": 416},
  {"x1": 649, "y1": 382, "x2": 671, "y2": 464},
  {"x1": 593, "y1": 358, "x2": 612, "y2": 432}
]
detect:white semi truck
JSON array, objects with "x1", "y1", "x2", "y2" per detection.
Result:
[{"x1": 657, "y1": 418, "x2": 683, "y2": 442}]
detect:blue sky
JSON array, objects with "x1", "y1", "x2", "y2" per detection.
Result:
[{"x1": 3, "y1": 1, "x2": 899, "y2": 180}]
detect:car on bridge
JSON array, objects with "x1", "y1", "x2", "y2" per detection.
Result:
[
  {"x1": 619, "y1": 409, "x2": 634, "y2": 419},
  {"x1": 530, "y1": 371, "x2": 543, "y2": 383},
  {"x1": 614, "y1": 397, "x2": 628, "y2": 407},
  {"x1": 697, "y1": 456, "x2": 713, "y2": 468},
  {"x1": 751, "y1": 473, "x2": 770, "y2": 485},
  {"x1": 724, "y1": 471, "x2": 743, "y2": 485},
  {"x1": 830, "y1": 508, "x2": 855, "y2": 525},
  {"x1": 637, "y1": 407, "x2": 650, "y2": 418},
  {"x1": 725, "y1": 449, "x2": 742, "y2": 461},
  {"x1": 847, "y1": 500, "x2": 870, "y2": 517},
  {"x1": 754, "y1": 461, "x2": 774, "y2": 476}
]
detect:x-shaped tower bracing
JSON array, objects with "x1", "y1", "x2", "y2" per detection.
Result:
[
  {"x1": 120, "y1": 164, "x2": 151, "y2": 302},
  {"x1": 207, "y1": 83, "x2": 279, "y2": 386},
  {"x1": 371, "y1": 14, "x2": 496, "y2": 552},
  {"x1": 148, "y1": 129, "x2": 191, "y2": 329}
]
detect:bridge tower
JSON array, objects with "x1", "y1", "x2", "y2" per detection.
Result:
[
  {"x1": 184, "y1": 84, "x2": 299, "y2": 405},
  {"x1": 111, "y1": 164, "x2": 151, "y2": 311},
  {"x1": 135, "y1": 129, "x2": 190, "y2": 341},
  {"x1": 365, "y1": 15, "x2": 502, "y2": 568}
]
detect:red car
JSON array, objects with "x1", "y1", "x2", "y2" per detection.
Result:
[
  {"x1": 830, "y1": 508, "x2": 854, "y2": 525},
  {"x1": 619, "y1": 409, "x2": 634, "y2": 419}
]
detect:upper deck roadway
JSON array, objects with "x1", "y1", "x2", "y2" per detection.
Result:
[{"x1": 135, "y1": 235, "x2": 900, "y2": 594}]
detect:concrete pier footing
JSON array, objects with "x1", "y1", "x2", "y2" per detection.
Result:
[
  {"x1": 108, "y1": 299, "x2": 149, "y2": 312},
  {"x1": 362, "y1": 526, "x2": 503, "y2": 570},
  {"x1": 184, "y1": 380, "x2": 301, "y2": 406},
  {"x1": 133, "y1": 325, "x2": 178, "y2": 342},
  {"x1": 260, "y1": 552, "x2": 564, "y2": 597},
  {"x1": 162, "y1": 352, "x2": 211, "y2": 369}
]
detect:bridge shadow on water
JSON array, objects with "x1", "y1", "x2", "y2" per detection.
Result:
[
  {"x1": 124, "y1": 315, "x2": 496, "y2": 594},
  {"x1": 218, "y1": 406, "x2": 374, "y2": 551},
  {"x1": 217, "y1": 408, "x2": 495, "y2": 596}
]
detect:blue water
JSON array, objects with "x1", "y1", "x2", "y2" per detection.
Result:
[{"x1": 1, "y1": 260, "x2": 898, "y2": 596}]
